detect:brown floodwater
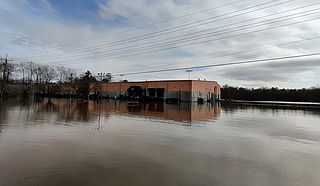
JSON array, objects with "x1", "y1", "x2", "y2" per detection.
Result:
[{"x1": 0, "y1": 98, "x2": 320, "y2": 186}]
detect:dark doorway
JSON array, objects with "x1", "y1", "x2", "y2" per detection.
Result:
[
  {"x1": 156, "y1": 88, "x2": 165, "y2": 98},
  {"x1": 127, "y1": 86, "x2": 143, "y2": 98},
  {"x1": 148, "y1": 88, "x2": 156, "y2": 97}
]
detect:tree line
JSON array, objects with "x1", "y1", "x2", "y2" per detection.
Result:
[
  {"x1": 0, "y1": 60, "x2": 112, "y2": 100},
  {"x1": 221, "y1": 85, "x2": 320, "y2": 102}
]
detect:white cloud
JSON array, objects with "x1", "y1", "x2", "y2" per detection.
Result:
[{"x1": 1, "y1": 0, "x2": 320, "y2": 88}]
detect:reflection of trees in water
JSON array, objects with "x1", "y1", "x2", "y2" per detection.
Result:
[
  {"x1": 0, "y1": 99, "x2": 22, "y2": 125},
  {"x1": 76, "y1": 103, "x2": 90, "y2": 122},
  {"x1": 0, "y1": 101, "x2": 6, "y2": 125},
  {"x1": 0, "y1": 98, "x2": 99, "y2": 128},
  {"x1": 36, "y1": 99, "x2": 98, "y2": 123},
  {"x1": 0, "y1": 98, "x2": 35, "y2": 132},
  {"x1": 1, "y1": 98, "x2": 222, "y2": 127},
  {"x1": 45, "y1": 100, "x2": 57, "y2": 112}
]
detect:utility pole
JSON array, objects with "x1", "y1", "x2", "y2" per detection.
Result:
[
  {"x1": 186, "y1": 69, "x2": 193, "y2": 80},
  {"x1": 0, "y1": 54, "x2": 13, "y2": 99},
  {"x1": 70, "y1": 73, "x2": 73, "y2": 83},
  {"x1": 97, "y1": 72, "x2": 105, "y2": 100},
  {"x1": 1, "y1": 54, "x2": 13, "y2": 83}
]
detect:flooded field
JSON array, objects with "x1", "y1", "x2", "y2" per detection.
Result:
[{"x1": 0, "y1": 98, "x2": 320, "y2": 186}]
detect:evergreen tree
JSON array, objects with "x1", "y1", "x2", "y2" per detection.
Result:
[{"x1": 77, "y1": 71, "x2": 96, "y2": 100}]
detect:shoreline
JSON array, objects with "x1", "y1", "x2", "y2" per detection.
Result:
[{"x1": 222, "y1": 99, "x2": 320, "y2": 109}]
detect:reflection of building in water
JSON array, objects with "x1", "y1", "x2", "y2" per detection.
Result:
[
  {"x1": 89, "y1": 101, "x2": 221, "y2": 123},
  {"x1": 95, "y1": 80, "x2": 221, "y2": 102}
]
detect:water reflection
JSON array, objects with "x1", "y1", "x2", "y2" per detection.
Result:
[
  {"x1": 1, "y1": 99, "x2": 320, "y2": 129},
  {"x1": 1, "y1": 99, "x2": 320, "y2": 186},
  {"x1": 91, "y1": 100, "x2": 221, "y2": 123},
  {"x1": 222, "y1": 102, "x2": 320, "y2": 116},
  {"x1": 0, "y1": 99, "x2": 221, "y2": 128}
]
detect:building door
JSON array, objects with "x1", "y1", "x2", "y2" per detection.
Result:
[
  {"x1": 127, "y1": 86, "x2": 143, "y2": 98},
  {"x1": 156, "y1": 88, "x2": 165, "y2": 98}
]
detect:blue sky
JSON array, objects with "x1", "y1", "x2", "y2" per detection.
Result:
[
  {"x1": 47, "y1": 0, "x2": 100, "y2": 12},
  {"x1": 45, "y1": 0, "x2": 102, "y2": 23},
  {"x1": 26, "y1": 0, "x2": 107, "y2": 24},
  {"x1": 1, "y1": 0, "x2": 320, "y2": 88}
]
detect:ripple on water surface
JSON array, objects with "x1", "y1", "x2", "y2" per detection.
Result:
[{"x1": 0, "y1": 99, "x2": 320, "y2": 186}]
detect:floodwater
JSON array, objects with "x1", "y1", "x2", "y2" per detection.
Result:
[{"x1": 0, "y1": 99, "x2": 320, "y2": 186}]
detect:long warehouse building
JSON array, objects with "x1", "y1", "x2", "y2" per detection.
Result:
[{"x1": 95, "y1": 80, "x2": 221, "y2": 102}]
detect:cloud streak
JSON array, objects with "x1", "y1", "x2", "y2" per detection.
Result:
[{"x1": 0, "y1": 0, "x2": 320, "y2": 88}]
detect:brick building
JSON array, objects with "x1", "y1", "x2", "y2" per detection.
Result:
[{"x1": 95, "y1": 80, "x2": 220, "y2": 102}]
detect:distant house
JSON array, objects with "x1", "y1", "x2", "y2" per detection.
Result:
[{"x1": 94, "y1": 80, "x2": 221, "y2": 102}]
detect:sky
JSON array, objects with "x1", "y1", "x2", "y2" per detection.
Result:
[{"x1": 1, "y1": 0, "x2": 320, "y2": 88}]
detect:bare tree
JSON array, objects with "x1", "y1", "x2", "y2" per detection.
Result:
[
  {"x1": 0, "y1": 61, "x2": 15, "y2": 97},
  {"x1": 18, "y1": 62, "x2": 27, "y2": 84},
  {"x1": 4, "y1": 63, "x2": 15, "y2": 83},
  {"x1": 66, "y1": 68, "x2": 76, "y2": 83},
  {"x1": 41, "y1": 65, "x2": 57, "y2": 83},
  {"x1": 56, "y1": 66, "x2": 68, "y2": 83},
  {"x1": 0, "y1": 62, "x2": 3, "y2": 80},
  {"x1": 26, "y1": 61, "x2": 36, "y2": 84},
  {"x1": 0, "y1": 59, "x2": 80, "y2": 97}
]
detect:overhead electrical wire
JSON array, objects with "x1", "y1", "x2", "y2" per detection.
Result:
[
  {"x1": 57, "y1": 0, "x2": 249, "y2": 47},
  {"x1": 57, "y1": 15, "x2": 320, "y2": 65},
  {"x1": 63, "y1": 0, "x2": 291, "y2": 53},
  {"x1": 90, "y1": 4, "x2": 320, "y2": 55},
  {"x1": 112, "y1": 53, "x2": 320, "y2": 76},
  {"x1": 40, "y1": 6, "x2": 320, "y2": 66},
  {"x1": 37, "y1": 0, "x2": 303, "y2": 60},
  {"x1": 81, "y1": 9, "x2": 320, "y2": 57},
  {"x1": 6, "y1": 0, "x2": 319, "y2": 85},
  {"x1": 127, "y1": 35, "x2": 320, "y2": 72},
  {"x1": 33, "y1": 1, "x2": 319, "y2": 62},
  {"x1": 16, "y1": 0, "x2": 320, "y2": 80},
  {"x1": 29, "y1": 0, "x2": 289, "y2": 59}
]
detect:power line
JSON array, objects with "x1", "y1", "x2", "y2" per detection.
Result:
[
  {"x1": 67, "y1": 0, "x2": 291, "y2": 53},
  {"x1": 85, "y1": 9, "x2": 320, "y2": 57},
  {"x1": 33, "y1": 1, "x2": 315, "y2": 62},
  {"x1": 112, "y1": 52, "x2": 320, "y2": 76},
  {"x1": 55, "y1": 0, "x2": 249, "y2": 47},
  {"x1": 37, "y1": 0, "x2": 302, "y2": 60},
  {"x1": 89, "y1": 0, "x2": 292, "y2": 49},
  {"x1": 126, "y1": 35, "x2": 320, "y2": 72},
  {"x1": 36, "y1": 2, "x2": 320, "y2": 63},
  {"x1": 29, "y1": 0, "x2": 289, "y2": 59},
  {"x1": 57, "y1": 14, "x2": 320, "y2": 65},
  {"x1": 101, "y1": 5, "x2": 320, "y2": 56}
]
